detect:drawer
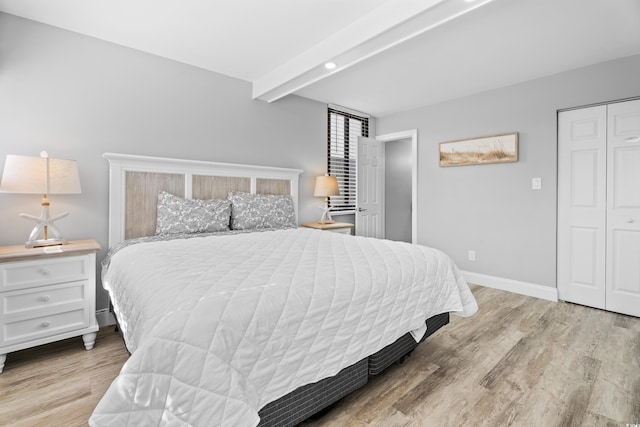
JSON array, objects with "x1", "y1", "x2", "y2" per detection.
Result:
[
  {"x1": 2, "y1": 281, "x2": 87, "y2": 317},
  {"x1": 0, "y1": 255, "x2": 90, "y2": 291},
  {"x1": 1, "y1": 308, "x2": 89, "y2": 347}
]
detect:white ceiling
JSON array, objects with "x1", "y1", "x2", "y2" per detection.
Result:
[{"x1": 1, "y1": 0, "x2": 639, "y2": 117}]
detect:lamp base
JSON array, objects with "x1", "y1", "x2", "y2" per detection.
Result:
[
  {"x1": 25, "y1": 239, "x2": 68, "y2": 249},
  {"x1": 19, "y1": 197, "x2": 70, "y2": 249},
  {"x1": 318, "y1": 205, "x2": 335, "y2": 224},
  {"x1": 318, "y1": 219, "x2": 336, "y2": 224}
]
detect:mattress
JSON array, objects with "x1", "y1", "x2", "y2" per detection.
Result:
[{"x1": 91, "y1": 228, "x2": 477, "y2": 426}]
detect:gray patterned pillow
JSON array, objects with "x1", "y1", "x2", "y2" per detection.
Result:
[
  {"x1": 228, "y1": 191, "x2": 296, "y2": 230},
  {"x1": 155, "y1": 191, "x2": 231, "y2": 235}
]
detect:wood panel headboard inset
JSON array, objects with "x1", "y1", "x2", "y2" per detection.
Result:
[
  {"x1": 105, "y1": 153, "x2": 303, "y2": 247},
  {"x1": 256, "y1": 178, "x2": 291, "y2": 196},
  {"x1": 125, "y1": 171, "x2": 185, "y2": 240},
  {"x1": 192, "y1": 175, "x2": 250, "y2": 200}
]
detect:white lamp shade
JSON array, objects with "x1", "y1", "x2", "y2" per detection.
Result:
[
  {"x1": 314, "y1": 175, "x2": 340, "y2": 197},
  {"x1": 0, "y1": 154, "x2": 81, "y2": 194}
]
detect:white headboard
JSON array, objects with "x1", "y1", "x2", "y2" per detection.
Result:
[{"x1": 104, "y1": 153, "x2": 303, "y2": 248}]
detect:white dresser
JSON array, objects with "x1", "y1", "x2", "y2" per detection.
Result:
[{"x1": 0, "y1": 240, "x2": 100, "y2": 373}]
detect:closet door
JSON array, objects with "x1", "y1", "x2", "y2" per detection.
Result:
[
  {"x1": 606, "y1": 99, "x2": 640, "y2": 317},
  {"x1": 557, "y1": 106, "x2": 607, "y2": 309}
]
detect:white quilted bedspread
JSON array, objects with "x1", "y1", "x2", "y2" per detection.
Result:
[{"x1": 90, "y1": 228, "x2": 477, "y2": 426}]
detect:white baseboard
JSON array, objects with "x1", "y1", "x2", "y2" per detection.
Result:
[
  {"x1": 461, "y1": 271, "x2": 558, "y2": 302},
  {"x1": 96, "y1": 309, "x2": 117, "y2": 327}
]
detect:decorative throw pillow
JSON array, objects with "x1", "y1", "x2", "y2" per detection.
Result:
[
  {"x1": 228, "y1": 191, "x2": 296, "y2": 230},
  {"x1": 155, "y1": 191, "x2": 231, "y2": 235}
]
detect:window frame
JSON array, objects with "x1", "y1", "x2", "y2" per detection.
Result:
[{"x1": 327, "y1": 106, "x2": 369, "y2": 213}]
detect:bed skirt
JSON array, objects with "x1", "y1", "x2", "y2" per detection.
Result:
[
  {"x1": 257, "y1": 358, "x2": 368, "y2": 427},
  {"x1": 257, "y1": 312, "x2": 450, "y2": 426},
  {"x1": 369, "y1": 311, "x2": 449, "y2": 375}
]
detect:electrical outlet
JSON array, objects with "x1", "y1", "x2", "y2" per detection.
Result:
[
  {"x1": 468, "y1": 250, "x2": 476, "y2": 261},
  {"x1": 532, "y1": 178, "x2": 542, "y2": 190}
]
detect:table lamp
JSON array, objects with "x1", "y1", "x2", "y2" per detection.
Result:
[
  {"x1": 314, "y1": 175, "x2": 339, "y2": 224},
  {"x1": 0, "y1": 152, "x2": 81, "y2": 248}
]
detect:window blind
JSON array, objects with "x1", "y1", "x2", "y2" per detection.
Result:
[{"x1": 327, "y1": 107, "x2": 369, "y2": 212}]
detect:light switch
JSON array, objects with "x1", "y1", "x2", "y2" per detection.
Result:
[{"x1": 532, "y1": 178, "x2": 542, "y2": 190}]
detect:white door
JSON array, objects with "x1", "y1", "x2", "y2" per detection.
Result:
[
  {"x1": 356, "y1": 136, "x2": 383, "y2": 238},
  {"x1": 557, "y1": 105, "x2": 607, "y2": 309},
  {"x1": 605, "y1": 99, "x2": 640, "y2": 317}
]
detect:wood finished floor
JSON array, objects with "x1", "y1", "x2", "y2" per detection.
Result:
[{"x1": 1, "y1": 285, "x2": 638, "y2": 427}]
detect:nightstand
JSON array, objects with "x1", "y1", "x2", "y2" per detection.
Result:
[
  {"x1": 0, "y1": 239, "x2": 101, "y2": 373},
  {"x1": 302, "y1": 221, "x2": 354, "y2": 235}
]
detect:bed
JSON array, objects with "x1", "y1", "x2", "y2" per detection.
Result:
[{"x1": 90, "y1": 153, "x2": 478, "y2": 427}]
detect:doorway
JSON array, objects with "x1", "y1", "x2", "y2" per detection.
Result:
[
  {"x1": 385, "y1": 138, "x2": 412, "y2": 242},
  {"x1": 375, "y1": 129, "x2": 418, "y2": 243}
]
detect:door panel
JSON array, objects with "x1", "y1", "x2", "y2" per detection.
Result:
[
  {"x1": 606, "y1": 99, "x2": 640, "y2": 317},
  {"x1": 557, "y1": 106, "x2": 607, "y2": 309},
  {"x1": 611, "y1": 230, "x2": 640, "y2": 293},
  {"x1": 570, "y1": 150, "x2": 599, "y2": 207},
  {"x1": 569, "y1": 226, "x2": 598, "y2": 287},
  {"x1": 356, "y1": 137, "x2": 383, "y2": 238},
  {"x1": 612, "y1": 147, "x2": 640, "y2": 208}
]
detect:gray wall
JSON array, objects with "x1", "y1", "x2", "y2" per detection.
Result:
[
  {"x1": 377, "y1": 54, "x2": 640, "y2": 288},
  {"x1": 384, "y1": 139, "x2": 412, "y2": 242},
  {"x1": 0, "y1": 13, "x2": 327, "y2": 312}
]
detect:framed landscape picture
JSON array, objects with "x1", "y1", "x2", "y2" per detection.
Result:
[{"x1": 439, "y1": 132, "x2": 518, "y2": 167}]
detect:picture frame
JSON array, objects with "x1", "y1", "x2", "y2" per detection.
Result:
[{"x1": 439, "y1": 132, "x2": 518, "y2": 167}]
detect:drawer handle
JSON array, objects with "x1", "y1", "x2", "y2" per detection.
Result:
[
  {"x1": 39, "y1": 295, "x2": 51, "y2": 303},
  {"x1": 41, "y1": 321, "x2": 50, "y2": 328},
  {"x1": 39, "y1": 268, "x2": 51, "y2": 276}
]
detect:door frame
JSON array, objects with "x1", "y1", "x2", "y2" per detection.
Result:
[{"x1": 376, "y1": 129, "x2": 418, "y2": 243}]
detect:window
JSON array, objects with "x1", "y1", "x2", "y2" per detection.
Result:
[{"x1": 327, "y1": 106, "x2": 369, "y2": 212}]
